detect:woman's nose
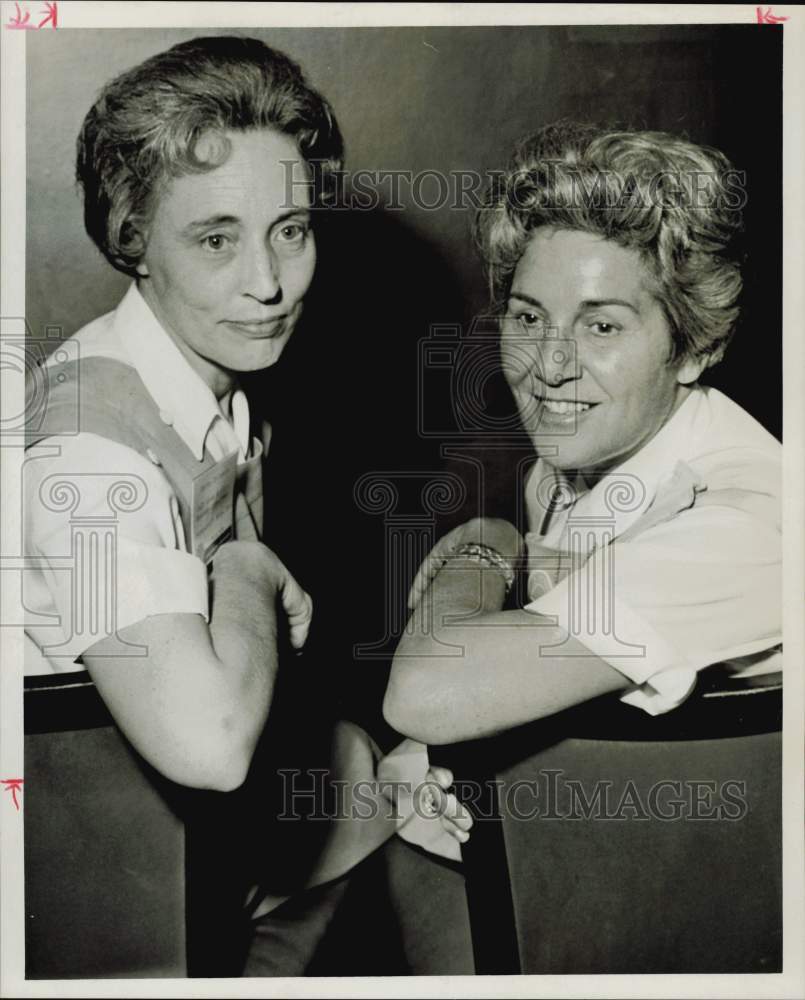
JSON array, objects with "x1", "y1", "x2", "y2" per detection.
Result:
[
  {"x1": 244, "y1": 245, "x2": 282, "y2": 305},
  {"x1": 535, "y1": 331, "x2": 580, "y2": 386}
]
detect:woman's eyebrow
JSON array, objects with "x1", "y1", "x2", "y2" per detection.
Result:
[
  {"x1": 580, "y1": 298, "x2": 640, "y2": 314},
  {"x1": 270, "y1": 207, "x2": 312, "y2": 227},
  {"x1": 180, "y1": 214, "x2": 240, "y2": 237},
  {"x1": 179, "y1": 207, "x2": 311, "y2": 239},
  {"x1": 508, "y1": 292, "x2": 545, "y2": 309},
  {"x1": 508, "y1": 294, "x2": 640, "y2": 318}
]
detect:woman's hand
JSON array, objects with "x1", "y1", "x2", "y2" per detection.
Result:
[
  {"x1": 420, "y1": 766, "x2": 473, "y2": 845},
  {"x1": 213, "y1": 540, "x2": 313, "y2": 650},
  {"x1": 379, "y1": 747, "x2": 473, "y2": 847},
  {"x1": 407, "y1": 517, "x2": 524, "y2": 611}
]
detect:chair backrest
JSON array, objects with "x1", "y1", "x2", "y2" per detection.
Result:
[
  {"x1": 23, "y1": 667, "x2": 338, "y2": 979},
  {"x1": 435, "y1": 672, "x2": 783, "y2": 975},
  {"x1": 24, "y1": 671, "x2": 189, "y2": 978}
]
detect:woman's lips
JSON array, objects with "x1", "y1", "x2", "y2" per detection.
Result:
[
  {"x1": 224, "y1": 317, "x2": 287, "y2": 338},
  {"x1": 540, "y1": 398, "x2": 594, "y2": 415},
  {"x1": 532, "y1": 396, "x2": 600, "y2": 426}
]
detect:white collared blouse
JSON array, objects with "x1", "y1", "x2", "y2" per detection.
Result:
[
  {"x1": 24, "y1": 283, "x2": 266, "y2": 674},
  {"x1": 523, "y1": 387, "x2": 782, "y2": 715}
]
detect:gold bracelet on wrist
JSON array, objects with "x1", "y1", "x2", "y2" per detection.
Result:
[{"x1": 444, "y1": 542, "x2": 516, "y2": 594}]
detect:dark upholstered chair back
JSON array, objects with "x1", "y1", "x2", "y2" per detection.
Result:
[
  {"x1": 25, "y1": 671, "x2": 187, "y2": 978},
  {"x1": 434, "y1": 672, "x2": 782, "y2": 974}
]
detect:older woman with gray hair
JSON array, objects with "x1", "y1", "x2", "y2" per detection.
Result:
[
  {"x1": 385, "y1": 121, "x2": 781, "y2": 742},
  {"x1": 24, "y1": 35, "x2": 471, "y2": 977},
  {"x1": 26, "y1": 33, "x2": 342, "y2": 785}
]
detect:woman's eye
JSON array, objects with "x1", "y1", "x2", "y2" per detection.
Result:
[
  {"x1": 590, "y1": 321, "x2": 620, "y2": 336},
  {"x1": 277, "y1": 223, "x2": 308, "y2": 243},
  {"x1": 201, "y1": 234, "x2": 230, "y2": 252},
  {"x1": 515, "y1": 311, "x2": 541, "y2": 329}
]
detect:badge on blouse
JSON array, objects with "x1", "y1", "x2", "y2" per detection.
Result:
[{"x1": 190, "y1": 451, "x2": 237, "y2": 565}]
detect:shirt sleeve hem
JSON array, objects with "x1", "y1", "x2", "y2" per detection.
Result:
[{"x1": 525, "y1": 580, "x2": 695, "y2": 716}]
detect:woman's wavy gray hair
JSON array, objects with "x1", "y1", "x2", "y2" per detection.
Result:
[
  {"x1": 77, "y1": 35, "x2": 344, "y2": 277},
  {"x1": 475, "y1": 122, "x2": 745, "y2": 366}
]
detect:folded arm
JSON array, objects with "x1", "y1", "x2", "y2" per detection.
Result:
[
  {"x1": 26, "y1": 438, "x2": 311, "y2": 792},
  {"x1": 384, "y1": 523, "x2": 627, "y2": 745},
  {"x1": 84, "y1": 540, "x2": 311, "y2": 791}
]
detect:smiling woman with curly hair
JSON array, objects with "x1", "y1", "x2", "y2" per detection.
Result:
[{"x1": 385, "y1": 121, "x2": 780, "y2": 743}]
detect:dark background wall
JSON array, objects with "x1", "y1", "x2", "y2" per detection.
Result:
[
  {"x1": 26, "y1": 25, "x2": 782, "y2": 737},
  {"x1": 27, "y1": 25, "x2": 781, "y2": 433}
]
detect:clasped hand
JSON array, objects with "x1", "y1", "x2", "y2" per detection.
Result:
[{"x1": 212, "y1": 540, "x2": 313, "y2": 650}]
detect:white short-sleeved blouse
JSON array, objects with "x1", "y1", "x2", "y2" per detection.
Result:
[{"x1": 523, "y1": 387, "x2": 782, "y2": 715}]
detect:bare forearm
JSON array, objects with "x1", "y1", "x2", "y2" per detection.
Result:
[
  {"x1": 201, "y1": 545, "x2": 287, "y2": 754},
  {"x1": 385, "y1": 564, "x2": 627, "y2": 744},
  {"x1": 85, "y1": 543, "x2": 288, "y2": 791},
  {"x1": 412, "y1": 558, "x2": 508, "y2": 629},
  {"x1": 209, "y1": 558, "x2": 281, "y2": 713}
]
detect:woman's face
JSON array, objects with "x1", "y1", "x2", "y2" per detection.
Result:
[
  {"x1": 137, "y1": 128, "x2": 316, "y2": 396},
  {"x1": 501, "y1": 228, "x2": 704, "y2": 474}
]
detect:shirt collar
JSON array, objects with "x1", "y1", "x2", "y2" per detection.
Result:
[
  {"x1": 218, "y1": 388, "x2": 252, "y2": 461},
  {"x1": 112, "y1": 283, "x2": 241, "y2": 461},
  {"x1": 525, "y1": 389, "x2": 707, "y2": 541}
]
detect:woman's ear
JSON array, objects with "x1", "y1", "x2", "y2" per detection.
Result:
[
  {"x1": 122, "y1": 216, "x2": 149, "y2": 277},
  {"x1": 675, "y1": 354, "x2": 708, "y2": 386}
]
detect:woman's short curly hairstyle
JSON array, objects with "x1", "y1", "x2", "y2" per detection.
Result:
[
  {"x1": 77, "y1": 35, "x2": 344, "y2": 277},
  {"x1": 475, "y1": 121, "x2": 745, "y2": 367}
]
